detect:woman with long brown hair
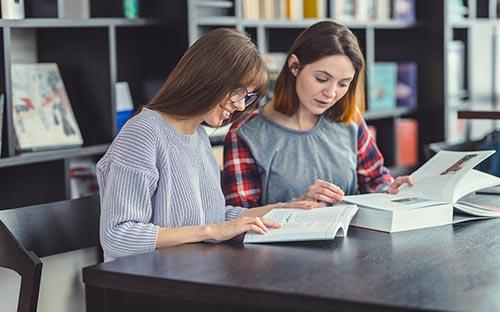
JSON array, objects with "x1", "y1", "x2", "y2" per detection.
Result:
[
  {"x1": 223, "y1": 21, "x2": 412, "y2": 208},
  {"x1": 97, "y1": 28, "x2": 321, "y2": 261}
]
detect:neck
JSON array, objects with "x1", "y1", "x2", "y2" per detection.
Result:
[
  {"x1": 156, "y1": 111, "x2": 200, "y2": 135},
  {"x1": 264, "y1": 103, "x2": 319, "y2": 131}
]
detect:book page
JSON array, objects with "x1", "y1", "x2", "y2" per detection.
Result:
[
  {"x1": 344, "y1": 193, "x2": 447, "y2": 211},
  {"x1": 397, "y1": 150, "x2": 495, "y2": 202},
  {"x1": 243, "y1": 205, "x2": 358, "y2": 244}
]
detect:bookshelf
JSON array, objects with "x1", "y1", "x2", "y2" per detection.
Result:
[
  {"x1": 188, "y1": 0, "x2": 446, "y2": 171},
  {"x1": 446, "y1": 0, "x2": 500, "y2": 143},
  {"x1": 0, "y1": 0, "x2": 188, "y2": 210}
]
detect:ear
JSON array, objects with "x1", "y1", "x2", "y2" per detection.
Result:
[{"x1": 288, "y1": 54, "x2": 300, "y2": 76}]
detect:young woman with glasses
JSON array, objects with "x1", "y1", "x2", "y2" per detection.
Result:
[
  {"x1": 222, "y1": 21, "x2": 413, "y2": 208},
  {"x1": 96, "y1": 28, "x2": 321, "y2": 262}
]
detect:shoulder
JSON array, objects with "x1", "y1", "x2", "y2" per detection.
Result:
[
  {"x1": 107, "y1": 109, "x2": 163, "y2": 171},
  {"x1": 229, "y1": 109, "x2": 260, "y2": 133}
]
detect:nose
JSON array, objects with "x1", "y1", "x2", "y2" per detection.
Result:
[{"x1": 323, "y1": 84, "x2": 336, "y2": 99}]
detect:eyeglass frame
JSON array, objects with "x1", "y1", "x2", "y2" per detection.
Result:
[{"x1": 229, "y1": 87, "x2": 259, "y2": 107}]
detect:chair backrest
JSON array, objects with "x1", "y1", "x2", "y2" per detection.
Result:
[{"x1": 0, "y1": 194, "x2": 101, "y2": 312}]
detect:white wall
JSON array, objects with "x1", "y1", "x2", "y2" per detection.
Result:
[{"x1": 0, "y1": 247, "x2": 100, "y2": 312}]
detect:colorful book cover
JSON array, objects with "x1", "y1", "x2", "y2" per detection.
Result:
[
  {"x1": 368, "y1": 62, "x2": 397, "y2": 111},
  {"x1": 11, "y1": 63, "x2": 83, "y2": 152},
  {"x1": 393, "y1": 0, "x2": 415, "y2": 22},
  {"x1": 263, "y1": 53, "x2": 287, "y2": 102},
  {"x1": 396, "y1": 118, "x2": 418, "y2": 167},
  {"x1": 396, "y1": 62, "x2": 417, "y2": 109}
]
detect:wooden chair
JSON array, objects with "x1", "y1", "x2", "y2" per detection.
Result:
[{"x1": 0, "y1": 194, "x2": 101, "y2": 312}]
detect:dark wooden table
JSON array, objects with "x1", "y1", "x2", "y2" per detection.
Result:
[{"x1": 83, "y1": 194, "x2": 500, "y2": 312}]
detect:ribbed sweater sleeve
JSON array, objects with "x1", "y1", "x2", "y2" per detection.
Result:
[{"x1": 97, "y1": 117, "x2": 160, "y2": 260}]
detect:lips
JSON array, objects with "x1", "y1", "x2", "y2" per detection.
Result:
[{"x1": 314, "y1": 99, "x2": 331, "y2": 106}]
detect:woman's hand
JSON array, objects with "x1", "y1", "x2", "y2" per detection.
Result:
[
  {"x1": 207, "y1": 217, "x2": 281, "y2": 241},
  {"x1": 298, "y1": 179, "x2": 345, "y2": 204},
  {"x1": 387, "y1": 175, "x2": 414, "y2": 194}
]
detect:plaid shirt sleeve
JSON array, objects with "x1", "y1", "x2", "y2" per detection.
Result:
[
  {"x1": 222, "y1": 111, "x2": 262, "y2": 208},
  {"x1": 356, "y1": 112, "x2": 394, "y2": 193}
]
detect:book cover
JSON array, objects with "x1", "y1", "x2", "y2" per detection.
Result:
[
  {"x1": 1, "y1": 0, "x2": 25, "y2": 19},
  {"x1": 115, "y1": 81, "x2": 134, "y2": 133},
  {"x1": 334, "y1": 0, "x2": 356, "y2": 21},
  {"x1": 244, "y1": 204, "x2": 358, "y2": 243},
  {"x1": 393, "y1": 0, "x2": 415, "y2": 22},
  {"x1": 396, "y1": 62, "x2": 417, "y2": 109},
  {"x1": 396, "y1": 118, "x2": 418, "y2": 167},
  {"x1": 368, "y1": 62, "x2": 397, "y2": 111},
  {"x1": 69, "y1": 157, "x2": 99, "y2": 199},
  {"x1": 11, "y1": 63, "x2": 83, "y2": 152},
  {"x1": 263, "y1": 53, "x2": 287, "y2": 102},
  {"x1": 303, "y1": 0, "x2": 326, "y2": 19}
]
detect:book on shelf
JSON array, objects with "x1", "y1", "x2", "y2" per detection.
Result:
[
  {"x1": 115, "y1": 81, "x2": 134, "y2": 133},
  {"x1": 447, "y1": 40, "x2": 465, "y2": 98},
  {"x1": 263, "y1": 53, "x2": 287, "y2": 102},
  {"x1": 375, "y1": 0, "x2": 391, "y2": 21},
  {"x1": 244, "y1": 204, "x2": 359, "y2": 243},
  {"x1": 368, "y1": 62, "x2": 397, "y2": 112},
  {"x1": 69, "y1": 157, "x2": 99, "y2": 199},
  {"x1": 354, "y1": 0, "x2": 375, "y2": 22},
  {"x1": 58, "y1": 0, "x2": 90, "y2": 18},
  {"x1": 11, "y1": 63, "x2": 83, "y2": 152},
  {"x1": 303, "y1": 0, "x2": 326, "y2": 19},
  {"x1": 396, "y1": 118, "x2": 418, "y2": 167},
  {"x1": 1, "y1": 0, "x2": 25, "y2": 19},
  {"x1": 334, "y1": 0, "x2": 356, "y2": 21},
  {"x1": 196, "y1": 0, "x2": 233, "y2": 17},
  {"x1": 392, "y1": 0, "x2": 415, "y2": 22},
  {"x1": 344, "y1": 150, "x2": 500, "y2": 233},
  {"x1": 396, "y1": 62, "x2": 417, "y2": 109}
]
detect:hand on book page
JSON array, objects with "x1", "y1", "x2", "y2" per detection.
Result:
[{"x1": 243, "y1": 204, "x2": 358, "y2": 243}]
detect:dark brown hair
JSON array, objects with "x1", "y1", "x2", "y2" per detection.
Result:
[
  {"x1": 273, "y1": 21, "x2": 365, "y2": 124},
  {"x1": 147, "y1": 28, "x2": 268, "y2": 126}
]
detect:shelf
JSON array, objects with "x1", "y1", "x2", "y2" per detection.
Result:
[
  {"x1": 0, "y1": 18, "x2": 162, "y2": 28},
  {"x1": 0, "y1": 144, "x2": 109, "y2": 168},
  {"x1": 364, "y1": 107, "x2": 416, "y2": 121},
  {"x1": 457, "y1": 110, "x2": 500, "y2": 120}
]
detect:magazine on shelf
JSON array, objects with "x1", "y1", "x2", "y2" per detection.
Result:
[
  {"x1": 345, "y1": 150, "x2": 500, "y2": 233},
  {"x1": 11, "y1": 63, "x2": 83, "y2": 152},
  {"x1": 244, "y1": 204, "x2": 358, "y2": 243}
]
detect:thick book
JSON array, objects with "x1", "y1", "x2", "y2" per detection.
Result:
[
  {"x1": 345, "y1": 150, "x2": 500, "y2": 233},
  {"x1": 11, "y1": 63, "x2": 83, "y2": 152},
  {"x1": 244, "y1": 204, "x2": 358, "y2": 243}
]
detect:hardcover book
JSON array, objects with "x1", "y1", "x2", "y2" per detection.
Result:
[
  {"x1": 396, "y1": 62, "x2": 417, "y2": 108},
  {"x1": 368, "y1": 62, "x2": 397, "y2": 111},
  {"x1": 345, "y1": 150, "x2": 500, "y2": 233},
  {"x1": 11, "y1": 63, "x2": 83, "y2": 152},
  {"x1": 244, "y1": 204, "x2": 358, "y2": 243}
]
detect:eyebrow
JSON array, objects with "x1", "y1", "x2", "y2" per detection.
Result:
[{"x1": 315, "y1": 70, "x2": 353, "y2": 81}]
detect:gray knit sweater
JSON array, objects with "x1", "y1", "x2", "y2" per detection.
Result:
[{"x1": 97, "y1": 108, "x2": 245, "y2": 261}]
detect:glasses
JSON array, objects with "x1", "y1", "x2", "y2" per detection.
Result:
[{"x1": 229, "y1": 87, "x2": 258, "y2": 107}]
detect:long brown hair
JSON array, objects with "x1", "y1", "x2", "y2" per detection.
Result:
[
  {"x1": 147, "y1": 28, "x2": 268, "y2": 126},
  {"x1": 273, "y1": 21, "x2": 365, "y2": 124}
]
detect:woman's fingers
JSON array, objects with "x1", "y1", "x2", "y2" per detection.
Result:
[{"x1": 306, "y1": 180, "x2": 345, "y2": 203}]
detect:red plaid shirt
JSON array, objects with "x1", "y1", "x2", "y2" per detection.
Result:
[{"x1": 222, "y1": 110, "x2": 393, "y2": 207}]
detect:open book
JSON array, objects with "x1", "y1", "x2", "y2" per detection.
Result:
[
  {"x1": 244, "y1": 204, "x2": 358, "y2": 243},
  {"x1": 345, "y1": 150, "x2": 500, "y2": 233}
]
